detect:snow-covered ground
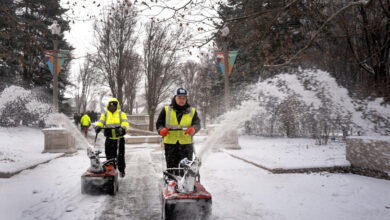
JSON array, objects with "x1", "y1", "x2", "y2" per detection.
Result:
[
  {"x1": 0, "y1": 127, "x2": 62, "y2": 175},
  {"x1": 225, "y1": 136, "x2": 350, "y2": 170},
  {"x1": 0, "y1": 128, "x2": 390, "y2": 220},
  {"x1": 202, "y1": 152, "x2": 390, "y2": 220}
]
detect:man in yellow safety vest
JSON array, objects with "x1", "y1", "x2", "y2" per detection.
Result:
[
  {"x1": 80, "y1": 112, "x2": 91, "y2": 137},
  {"x1": 156, "y1": 88, "x2": 201, "y2": 175},
  {"x1": 95, "y1": 98, "x2": 129, "y2": 178}
]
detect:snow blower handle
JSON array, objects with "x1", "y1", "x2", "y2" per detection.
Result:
[{"x1": 93, "y1": 132, "x2": 98, "y2": 148}]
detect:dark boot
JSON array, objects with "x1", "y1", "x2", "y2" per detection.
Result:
[{"x1": 119, "y1": 170, "x2": 125, "y2": 178}]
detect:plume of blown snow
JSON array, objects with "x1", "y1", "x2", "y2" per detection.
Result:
[{"x1": 198, "y1": 92, "x2": 261, "y2": 161}]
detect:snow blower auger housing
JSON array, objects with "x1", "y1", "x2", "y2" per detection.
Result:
[
  {"x1": 162, "y1": 157, "x2": 212, "y2": 220},
  {"x1": 81, "y1": 133, "x2": 119, "y2": 195}
]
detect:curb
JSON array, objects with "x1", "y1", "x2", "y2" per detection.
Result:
[
  {"x1": 0, "y1": 153, "x2": 67, "y2": 178},
  {"x1": 223, "y1": 150, "x2": 350, "y2": 174}
]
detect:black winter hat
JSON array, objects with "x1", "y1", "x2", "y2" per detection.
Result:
[
  {"x1": 109, "y1": 101, "x2": 118, "y2": 106},
  {"x1": 175, "y1": 88, "x2": 188, "y2": 96}
]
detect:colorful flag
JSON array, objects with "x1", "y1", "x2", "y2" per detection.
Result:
[
  {"x1": 47, "y1": 57, "x2": 54, "y2": 74},
  {"x1": 58, "y1": 50, "x2": 70, "y2": 70},
  {"x1": 214, "y1": 51, "x2": 238, "y2": 76},
  {"x1": 44, "y1": 50, "x2": 70, "y2": 75}
]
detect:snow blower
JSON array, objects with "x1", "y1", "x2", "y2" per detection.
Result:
[
  {"x1": 81, "y1": 132, "x2": 119, "y2": 195},
  {"x1": 162, "y1": 156, "x2": 212, "y2": 220}
]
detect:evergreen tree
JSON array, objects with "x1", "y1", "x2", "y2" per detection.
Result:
[{"x1": 0, "y1": 0, "x2": 73, "y2": 111}]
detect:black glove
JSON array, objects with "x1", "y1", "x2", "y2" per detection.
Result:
[
  {"x1": 118, "y1": 127, "x2": 126, "y2": 136},
  {"x1": 95, "y1": 126, "x2": 102, "y2": 134}
]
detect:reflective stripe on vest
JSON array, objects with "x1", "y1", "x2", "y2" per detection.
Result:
[
  {"x1": 102, "y1": 111, "x2": 123, "y2": 126},
  {"x1": 104, "y1": 111, "x2": 123, "y2": 140},
  {"x1": 164, "y1": 106, "x2": 195, "y2": 144}
]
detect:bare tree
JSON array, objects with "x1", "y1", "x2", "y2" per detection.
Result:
[
  {"x1": 93, "y1": 2, "x2": 138, "y2": 105},
  {"x1": 143, "y1": 21, "x2": 184, "y2": 131},
  {"x1": 122, "y1": 52, "x2": 142, "y2": 114},
  {"x1": 75, "y1": 55, "x2": 96, "y2": 113},
  {"x1": 177, "y1": 61, "x2": 200, "y2": 106},
  {"x1": 196, "y1": 57, "x2": 217, "y2": 128}
]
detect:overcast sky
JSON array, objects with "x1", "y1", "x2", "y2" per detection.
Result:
[{"x1": 60, "y1": 0, "x2": 220, "y2": 102}]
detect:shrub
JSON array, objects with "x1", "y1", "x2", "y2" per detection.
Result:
[{"x1": 0, "y1": 86, "x2": 52, "y2": 127}]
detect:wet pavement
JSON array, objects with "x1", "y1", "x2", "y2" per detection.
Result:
[{"x1": 98, "y1": 144, "x2": 165, "y2": 220}]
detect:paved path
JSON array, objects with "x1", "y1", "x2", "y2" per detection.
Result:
[{"x1": 98, "y1": 144, "x2": 165, "y2": 220}]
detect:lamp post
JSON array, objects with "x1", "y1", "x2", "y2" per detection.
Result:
[
  {"x1": 220, "y1": 25, "x2": 230, "y2": 112},
  {"x1": 49, "y1": 20, "x2": 61, "y2": 112}
]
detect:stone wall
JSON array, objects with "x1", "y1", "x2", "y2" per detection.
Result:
[
  {"x1": 125, "y1": 135, "x2": 161, "y2": 144},
  {"x1": 346, "y1": 136, "x2": 390, "y2": 178},
  {"x1": 127, "y1": 114, "x2": 158, "y2": 132}
]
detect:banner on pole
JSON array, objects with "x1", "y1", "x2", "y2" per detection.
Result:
[
  {"x1": 44, "y1": 50, "x2": 70, "y2": 75},
  {"x1": 213, "y1": 51, "x2": 238, "y2": 76}
]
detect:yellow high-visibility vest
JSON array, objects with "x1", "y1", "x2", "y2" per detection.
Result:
[
  {"x1": 164, "y1": 106, "x2": 195, "y2": 144},
  {"x1": 96, "y1": 98, "x2": 129, "y2": 140},
  {"x1": 80, "y1": 114, "x2": 91, "y2": 126}
]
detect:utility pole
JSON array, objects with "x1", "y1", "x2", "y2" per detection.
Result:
[
  {"x1": 49, "y1": 20, "x2": 61, "y2": 112},
  {"x1": 220, "y1": 25, "x2": 230, "y2": 112},
  {"x1": 223, "y1": 44, "x2": 230, "y2": 112},
  {"x1": 53, "y1": 39, "x2": 59, "y2": 112}
]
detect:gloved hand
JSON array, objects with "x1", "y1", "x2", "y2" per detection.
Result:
[
  {"x1": 95, "y1": 126, "x2": 102, "y2": 134},
  {"x1": 159, "y1": 128, "x2": 170, "y2": 137},
  {"x1": 118, "y1": 127, "x2": 126, "y2": 136},
  {"x1": 184, "y1": 126, "x2": 195, "y2": 136}
]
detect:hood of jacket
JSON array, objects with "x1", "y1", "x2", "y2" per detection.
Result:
[{"x1": 106, "y1": 97, "x2": 121, "y2": 113}]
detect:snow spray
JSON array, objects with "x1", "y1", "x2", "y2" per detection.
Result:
[
  {"x1": 198, "y1": 100, "x2": 261, "y2": 162},
  {"x1": 45, "y1": 113, "x2": 91, "y2": 149}
]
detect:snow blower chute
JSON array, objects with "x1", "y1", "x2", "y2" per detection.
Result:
[
  {"x1": 81, "y1": 132, "x2": 119, "y2": 195},
  {"x1": 162, "y1": 157, "x2": 212, "y2": 220}
]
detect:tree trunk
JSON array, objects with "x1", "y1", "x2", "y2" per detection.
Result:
[{"x1": 148, "y1": 108, "x2": 156, "y2": 131}]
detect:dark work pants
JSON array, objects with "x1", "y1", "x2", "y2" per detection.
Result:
[
  {"x1": 164, "y1": 143, "x2": 194, "y2": 176},
  {"x1": 105, "y1": 138, "x2": 125, "y2": 172}
]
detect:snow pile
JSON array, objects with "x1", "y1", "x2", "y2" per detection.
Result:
[{"x1": 0, "y1": 86, "x2": 52, "y2": 127}]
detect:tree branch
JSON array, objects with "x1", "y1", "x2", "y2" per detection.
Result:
[{"x1": 264, "y1": 0, "x2": 375, "y2": 67}]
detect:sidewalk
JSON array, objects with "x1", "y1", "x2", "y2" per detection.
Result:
[
  {"x1": 0, "y1": 127, "x2": 64, "y2": 178},
  {"x1": 222, "y1": 136, "x2": 351, "y2": 173}
]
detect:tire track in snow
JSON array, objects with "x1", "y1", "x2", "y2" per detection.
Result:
[{"x1": 98, "y1": 145, "x2": 163, "y2": 220}]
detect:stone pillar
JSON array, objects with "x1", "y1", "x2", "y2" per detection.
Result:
[
  {"x1": 220, "y1": 129, "x2": 241, "y2": 150},
  {"x1": 42, "y1": 128, "x2": 76, "y2": 154}
]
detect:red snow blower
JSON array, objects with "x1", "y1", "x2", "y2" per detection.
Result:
[
  {"x1": 81, "y1": 132, "x2": 119, "y2": 195},
  {"x1": 162, "y1": 157, "x2": 212, "y2": 220}
]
